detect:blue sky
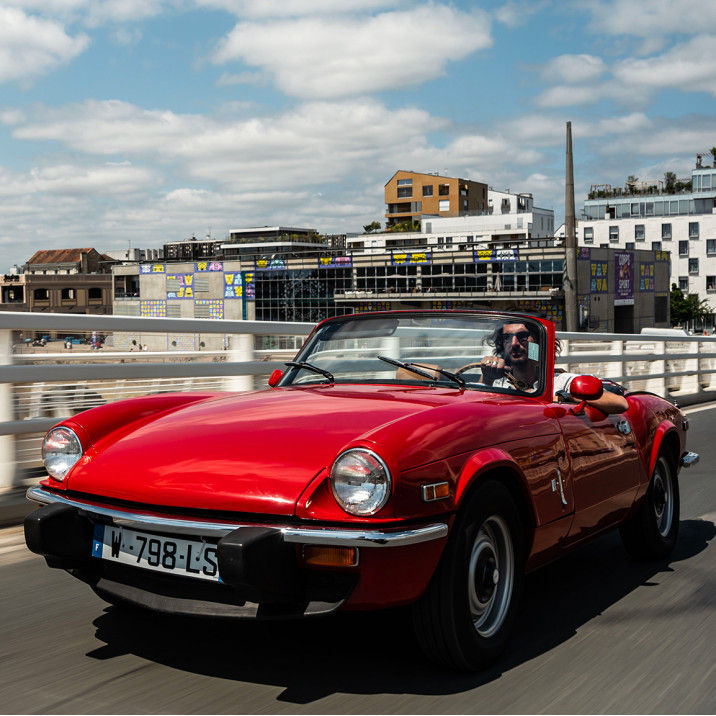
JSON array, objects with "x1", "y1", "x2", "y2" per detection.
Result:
[{"x1": 1, "y1": 0, "x2": 715, "y2": 270}]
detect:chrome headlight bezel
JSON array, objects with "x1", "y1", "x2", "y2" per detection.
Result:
[
  {"x1": 330, "y1": 448, "x2": 392, "y2": 516},
  {"x1": 42, "y1": 426, "x2": 83, "y2": 482}
]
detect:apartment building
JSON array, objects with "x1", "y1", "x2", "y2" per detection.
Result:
[
  {"x1": 0, "y1": 248, "x2": 114, "y2": 314},
  {"x1": 355, "y1": 188, "x2": 555, "y2": 254},
  {"x1": 385, "y1": 171, "x2": 488, "y2": 227},
  {"x1": 578, "y1": 159, "x2": 716, "y2": 319}
]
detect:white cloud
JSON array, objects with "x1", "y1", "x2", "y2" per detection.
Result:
[
  {"x1": 112, "y1": 25, "x2": 142, "y2": 45},
  {"x1": 0, "y1": 109, "x2": 27, "y2": 125},
  {"x1": 535, "y1": 85, "x2": 606, "y2": 108},
  {"x1": 0, "y1": 6, "x2": 90, "y2": 83},
  {"x1": 534, "y1": 34, "x2": 716, "y2": 108},
  {"x1": 613, "y1": 34, "x2": 716, "y2": 97},
  {"x1": 494, "y1": 0, "x2": 545, "y2": 28},
  {"x1": 5, "y1": 0, "x2": 169, "y2": 25},
  {"x1": 540, "y1": 54, "x2": 606, "y2": 84},
  {"x1": 584, "y1": 0, "x2": 716, "y2": 38},
  {"x1": 211, "y1": 5, "x2": 493, "y2": 98},
  {"x1": 0, "y1": 162, "x2": 159, "y2": 197},
  {"x1": 194, "y1": 0, "x2": 402, "y2": 19},
  {"x1": 215, "y1": 71, "x2": 264, "y2": 86},
  {"x1": 11, "y1": 98, "x2": 444, "y2": 191}
]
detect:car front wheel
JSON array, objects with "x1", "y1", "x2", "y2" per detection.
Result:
[
  {"x1": 412, "y1": 480, "x2": 524, "y2": 671},
  {"x1": 619, "y1": 450, "x2": 679, "y2": 560}
]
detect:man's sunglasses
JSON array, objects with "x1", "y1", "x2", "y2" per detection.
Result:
[{"x1": 502, "y1": 330, "x2": 531, "y2": 343}]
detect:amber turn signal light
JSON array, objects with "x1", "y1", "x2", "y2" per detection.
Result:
[
  {"x1": 421, "y1": 482, "x2": 450, "y2": 502},
  {"x1": 301, "y1": 545, "x2": 359, "y2": 567}
]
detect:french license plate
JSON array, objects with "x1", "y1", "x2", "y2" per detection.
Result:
[{"x1": 92, "y1": 524, "x2": 220, "y2": 582}]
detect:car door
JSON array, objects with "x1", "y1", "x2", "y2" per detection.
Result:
[{"x1": 557, "y1": 404, "x2": 645, "y2": 545}]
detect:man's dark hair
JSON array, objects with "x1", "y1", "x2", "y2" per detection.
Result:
[{"x1": 486, "y1": 321, "x2": 541, "y2": 361}]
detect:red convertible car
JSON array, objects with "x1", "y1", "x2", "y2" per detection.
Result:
[{"x1": 25, "y1": 311, "x2": 698, "y2": 670}]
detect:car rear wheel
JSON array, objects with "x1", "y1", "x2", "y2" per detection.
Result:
[
  {"x1": 619, "y1": 451, "x2": 679, "y2": 560},
  {"x1": 412, "y1": 480, "x2": 524, "y2": 671}
]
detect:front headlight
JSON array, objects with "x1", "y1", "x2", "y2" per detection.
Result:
[
  {"x1": 330, "y1": 448, "x2": 391, "y2": 516},
  {"x1": 42, "y1": 427, "x2": 83, "y2": 481}
]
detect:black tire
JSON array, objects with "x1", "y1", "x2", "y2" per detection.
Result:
[
  {"x1": 619, "y1": 450, "x2": 679, "y2": 560},
  {"x1": 412, "y1": 480, "x2": 524, "y2": 671}
]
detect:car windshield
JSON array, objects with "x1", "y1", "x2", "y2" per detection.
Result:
[{"x1": 280, "y1": 312, "x2": 547, "y2": 396}]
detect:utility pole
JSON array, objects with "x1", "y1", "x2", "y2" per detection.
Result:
[{"x1": 564, "y1": 121, "x2": 578, "y2": 332}]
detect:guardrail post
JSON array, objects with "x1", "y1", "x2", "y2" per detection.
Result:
[
  {"x1": 698, "y1": 338, "x2": 716, "y2": 390},
  {"x1": 0, "y1": 328, "x2": 16, "y2": 491},
  {"x1": 225, "y1": 332, "x2": 254, "y2": 391},
  {"x1": 681, "y1": 339, "x2": 700, "y2": 395},
  {"x1": 609, "y1": 339, "x2": 623, "y2": 380},
  {"x1": 648, "y1": 341, "x2": 667, "y2": 397}
]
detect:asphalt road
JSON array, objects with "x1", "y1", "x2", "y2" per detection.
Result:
[{"x1": 1, "y1": 406, "x2": 715, "y2": 714}]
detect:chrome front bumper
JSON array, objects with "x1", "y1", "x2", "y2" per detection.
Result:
[{"x1": 25, "y1": 485, "x2": 449, "y2": 547}]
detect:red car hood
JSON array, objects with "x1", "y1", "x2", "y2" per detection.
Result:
[{"x1": 65, "y1": 385, "x2": 464, "y2": 515}]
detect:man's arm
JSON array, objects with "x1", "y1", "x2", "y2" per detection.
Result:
[
  {"x1": 555, "y1": 376, "x2": 630, "y2": 414},
  {"x1": 586, "y1": 390, "x2": 629, "y2": 414}
]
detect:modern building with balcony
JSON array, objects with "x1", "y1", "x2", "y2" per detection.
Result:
[
  {"x1": 578, "y1": 156, "x2": 716, "y2": 323},
  {"x1": 353, "y1": 189, "x2": 555, "y2": 254},
  {"x1": 384, "y1": 171, "x2": 489, "y2": 227}
]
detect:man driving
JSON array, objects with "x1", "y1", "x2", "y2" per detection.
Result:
[{"x1": 479, "y1": 321, "x2": 629, "y2": 414}]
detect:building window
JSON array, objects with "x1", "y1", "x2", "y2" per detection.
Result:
[
  {"x1": 609, "y1": 226, "x2": 619, "y2": 242},
  {"x1": 679, "y1": 241, "x2": 689, "y2": 256},
  {"x1": 397, "y1": 179, "x2": 412, "y2": 186},
  {"x1": 689, "y1": 258, "x2": 699, "y2": 274},
  {"x1": 707, "y1": 276, "x2": 716, "y2": 292},
  {"x1": 583, "y1": 227, "x2": 593, "y2": 244},
  {"x1": 662, "y1": 223, "x2": 672, "y2": 239},
  {"x1": 625, "y1": 242, "x2": 635, "y2": 249},
  {"x1": 438, "y1": 199, "x2": 450, "y2": 211},
  {"x1": 635, "y1": 224, "x2": 645, "y2": 241},
  {"x1": 88, "y1": 287, "x2": 102, "y2": 300},
  {"x1": 707, "y1": 239, "x2": 716, "y2": 255},
  {"x1": 651, "y1": 242, "x2": 662, "y2": 251},
  {"x1": 33, "y1": 288, "x2": 49, "y2": 301},
  {"x1": 60, "y1": 288, "x2": 76, "y2": 300},
  {"x1": 678, "y1": 277, "x2": 688, "y2": 292},
  {"x1": 655, "y1": 295, "x2": 668, "y2": 322},
  {"x1": 438, "y1": 184, "x2": 450, "y2": 196},
  {"x1": 689, "y1": 221, "x2": 699, "y2": 238},
  {"x1": 422, "y1": 185, "x2": 433, "y2": 197},
  {"x1": 397, "y1": 187, "x2": 412, "y2": 198}
]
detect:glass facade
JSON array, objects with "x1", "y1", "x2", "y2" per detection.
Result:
[
  {"x1": 247, "y1": 255, "x2": 566, "y2": 322},
  {"x1": 253, "y1": 268, "x2": 354, "y2": 323}
]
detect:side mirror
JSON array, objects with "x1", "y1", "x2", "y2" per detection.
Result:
[
  {"x1": 570, "y1": 375, "x2": 603, "y2": 401},
  {"x1": 268, "y1": 369, "x2": 283, "y2": 388},
  {"x1": 569, "y1": 375, "x2": 603, "y2": 415}
]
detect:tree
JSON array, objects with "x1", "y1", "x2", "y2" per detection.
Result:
[
  {"x1": 670, "y1": 284, "x2": 712, "y2": 326},
  {"x1": 663, "y1": 171, "x2": 676, "y2": 192},
  {"x1": 389, "y1": 220, "x2": 420, "y2": 232},
  {"x1": 711, "y1": 147, "x2": 716, "y2": 168},
  {"x1": 626, "y1": 175, "x2": 639, "y2": 193},
  {"x1": 363, "y1": 221, "x2": 381, "y2": 233}
]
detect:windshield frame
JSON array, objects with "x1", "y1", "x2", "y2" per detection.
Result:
[{"x1": 278, "y1": 310, "x2": 552, "y2": 397}]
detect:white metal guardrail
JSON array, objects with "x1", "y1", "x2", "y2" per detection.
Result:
[{"x1": 2, "y1": 310, "x2": 715, "y2": 492}]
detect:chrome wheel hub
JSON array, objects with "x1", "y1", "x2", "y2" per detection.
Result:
[
  {"x1": 653, "y1": 459, "x2": 673, "y2": 537},
  {"x1": 467, "y1": 515, "x2": 514, "y2": 638}
]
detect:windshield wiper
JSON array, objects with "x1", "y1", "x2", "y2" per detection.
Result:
[
  {"x1": 285, "y1": 361, "x2": 334, "y2": 383},
  {"x1": 377, "y1": 355, "x2": 465, "y2": 388}
]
